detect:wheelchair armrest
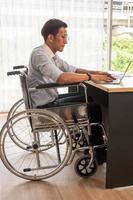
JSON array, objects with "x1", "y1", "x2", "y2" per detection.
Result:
[
  {"x1": 36, "y1": 82, "x2": 83, "y2": 89},
  {"x1": 35, "y1": 82, "x2": 88, "y2": 103}
]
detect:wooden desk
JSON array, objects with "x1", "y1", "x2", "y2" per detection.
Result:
[{"x1": 86, "y1": 77, "x2": 133, "y2": 188}]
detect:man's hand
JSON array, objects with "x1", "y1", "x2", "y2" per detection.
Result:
[
  {"x1": 90, "y1": 71, "x2": 115, "y2": 79},
  {"x1": 91, "y1": 73, "x2": 116, "y2": 83}
]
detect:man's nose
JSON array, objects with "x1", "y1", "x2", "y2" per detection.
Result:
[
  {"x1": 64, "y1": 37, "x2": 68, "y2": 44},
  {"x1": 64, "y1": 40, "x2": 67, "y2": 44}
]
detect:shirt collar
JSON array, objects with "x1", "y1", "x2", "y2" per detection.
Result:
[{"x1": 43, "y1": 43, "x2": 55, "y2": 59}]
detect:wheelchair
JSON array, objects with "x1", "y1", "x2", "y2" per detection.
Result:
[{"x1": 0, "y1": 66, "x2": 108, "y2": 181}]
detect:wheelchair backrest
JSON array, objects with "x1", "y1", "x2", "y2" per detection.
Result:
[{"x1": 19, "y1": 72, "x2": 32, "y2": 110}]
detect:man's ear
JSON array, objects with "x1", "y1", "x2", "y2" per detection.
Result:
[{"x1": 47, "y1": 34, "x2": 54, "y2": 42}]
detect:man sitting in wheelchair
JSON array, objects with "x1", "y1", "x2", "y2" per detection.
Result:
[{"x1": 27, "y1": 18, "x2": 114, "y2": 165}]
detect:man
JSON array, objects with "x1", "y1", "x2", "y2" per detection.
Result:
[
  {"x1": 27, "y1": 18, "x2": 114, "y2": 108},
  {"x1": 27, "y1": 18, "x2": 114, "y2": 164}
]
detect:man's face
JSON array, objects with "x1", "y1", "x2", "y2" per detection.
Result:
[{"x1": 51, "y1": 27, "x2": 68, "y2": 52}]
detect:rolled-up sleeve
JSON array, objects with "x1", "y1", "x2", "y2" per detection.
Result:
[{"x1": 31, "y1": 51, "x2": 63, "y2": 82}]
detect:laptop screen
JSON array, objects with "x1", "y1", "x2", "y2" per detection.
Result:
[{"x1": 119, "y1": 61, "x2": 132, "y2": 82}]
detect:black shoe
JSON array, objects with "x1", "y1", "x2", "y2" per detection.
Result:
[
  {"x1": 95, "y1": 147, "x2": 107, "y2": 165},
  {"x1": 91, "y1": 126, "x2": 104, "y2": 145}
]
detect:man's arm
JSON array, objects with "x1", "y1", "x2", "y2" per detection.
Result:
[
  {"x1": 56, "y1": 72, "x2": 89, "y2": 84},
  {"x1": 56, "y1": 56, "x2": 114, "y2": 83},
  {"x1": 57, "y1": 71, "x2": 114, "y2": 84},
  {"x1": 75, "y1": 68, "x2": 115, "y2": 79}
]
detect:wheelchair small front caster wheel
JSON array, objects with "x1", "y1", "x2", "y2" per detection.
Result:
[{"x1": 74, "y1": 155, "x2": 98, "y2": 177}]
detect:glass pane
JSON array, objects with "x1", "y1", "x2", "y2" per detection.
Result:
[{"x1": 112, "y1": 0, "x2": 133, "y2": 73}]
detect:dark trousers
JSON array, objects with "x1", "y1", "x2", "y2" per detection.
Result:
[
  {"x1": 49, "y1": 94, "x2": 106, "y2": 164},
  {"x1": 38, "y1": 94, "x2": 102, "y2": 122},
  {"x1": 37, "y1": 94, "x2": 103, "y2": 145}
]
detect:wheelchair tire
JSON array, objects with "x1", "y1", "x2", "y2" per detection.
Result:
[
  {"x1": 74, "y1": 155, "x2": 98, "y2": 177},
  {"x1": 0, "y1": 109, "x2": 72, "y2": 180},
  {"x1": 7, "y1": 98, "x2": 24, "y2": 120},
  {"x1": 6, "y1": 98, "x2": 30, "y2": 150}
]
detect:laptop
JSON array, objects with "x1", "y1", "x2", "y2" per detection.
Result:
[{"x1": 98, "y1": 61, "x2": 132, "y2": 85}]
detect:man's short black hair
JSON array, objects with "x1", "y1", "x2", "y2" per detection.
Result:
[{"x1": 41, "y1": 18, "x2": 68, "y2": 41}]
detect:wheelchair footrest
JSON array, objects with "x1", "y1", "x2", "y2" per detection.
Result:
[{"x1": 23, "y1": 164, "x2": 58, "y2": 172}]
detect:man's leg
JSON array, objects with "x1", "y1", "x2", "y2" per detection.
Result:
[
  {"x1": 87, "y1": 102, "x2": 107, "y2": 165},
  {"x1": 37, "y1": 94, "x2": 106, "y2": 164},
  {"x1": 58, "y1": 96, "x2": 105, "y2": 146}
]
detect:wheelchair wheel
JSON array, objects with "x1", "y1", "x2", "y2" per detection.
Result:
[
  {"x1": 7, "y1": 98, "x2": 25, "y2": 120},
  {"x1": 6, "y1": 99, "x2": 59, "y2": 151},
  {"x1": 0, "y1": 109, "x2": 72, "y2": 180},
  {"x1": 6, "y1": 98, "x2": 29, "y2": 150},
  {"x1": 74, "y1": 155, "x2": 98, "y2": 177}
]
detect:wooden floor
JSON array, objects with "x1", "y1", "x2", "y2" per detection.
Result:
[{"x1": 1, "y1": 113, "x2": 133, "y2": 200}]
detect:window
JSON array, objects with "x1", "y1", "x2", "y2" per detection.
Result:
[
  {"x1": 112, "y1": 0, "x2": 133, "y2": 72},
  {"x1": 104, "y1": 0, "x2": 133, "y2": 72},
  {"x1": 0, "y1": 0, "x2": 105, "y2": 111}
]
